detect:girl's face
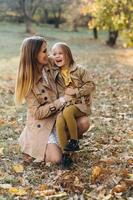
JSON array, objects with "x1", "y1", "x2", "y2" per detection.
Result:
[
  {"x1": 37, "y1": 42, "x2": 48, "y2": 66},
  {"x1": 52, "y1": 46, "x2": 66, "y2": 68}
]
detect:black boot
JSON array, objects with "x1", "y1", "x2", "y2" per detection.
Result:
[
  {"x1": 64, "y1": 139, "x2": 80, "y2": 152},
  {"x1": 60, "y1": 153, "x2": 73, "y2": 169}
]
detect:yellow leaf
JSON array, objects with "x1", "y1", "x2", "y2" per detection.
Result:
[
  {"x1": 9, "y1": 187, "x2": 27, "y2": 196},
  {"x1": 38, "y1": 184, "x2": 48, "y2": 191},
  {"x1": 91, "y1": 166, "x2": 102, "y2": 183},
  {"x1": 13, "y1": 164, "x2": 24, "y2": 173},
  {"x1": 128, "y1": 174, "x2": 133, "y2": 179}
]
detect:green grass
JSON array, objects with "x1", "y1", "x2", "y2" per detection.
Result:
[
  {"x1": 0, "y1": 22, "x2": 121, "y2": 78},
  {"x1": 0, "y1": 23, "x2": 108, "y2": 58}
]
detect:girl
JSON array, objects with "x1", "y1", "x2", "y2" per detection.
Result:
[{"x1": 51, "y1": 42, "x2": 95, "y2": 165}]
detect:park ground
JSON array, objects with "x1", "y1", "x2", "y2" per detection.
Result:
[{"x1": 0, "y1": 22, "x2": 133, "y2": 199}]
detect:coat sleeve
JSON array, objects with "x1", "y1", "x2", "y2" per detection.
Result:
[
  {"x1": 75, "y1": 67, "x2": 95, "y2": 98},
  {"x1": 26, "y1": 91, "x2": 63, "y2": 120}
]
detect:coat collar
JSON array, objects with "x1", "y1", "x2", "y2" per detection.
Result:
[
  {"x1": 69, "y1": 63, "x2": 77, "y2": 73},
  {"x1": 35, "y1": 63, "x2": 51, "y2": 84}
]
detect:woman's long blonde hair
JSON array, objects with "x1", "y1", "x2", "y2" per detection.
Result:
[{"x1": 15, "y1": 36, "x2": 46, "y2": 104}]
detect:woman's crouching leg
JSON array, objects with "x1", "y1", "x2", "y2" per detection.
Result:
[
  {"x1": 77, "y1": 116, "x2": 90, "y2": 139},
  {"x1": 45, "y1": 144, "x2": 62, "y2": 164}
]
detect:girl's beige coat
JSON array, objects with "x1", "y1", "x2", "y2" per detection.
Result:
[{"x1": 19, "y1": 61, "x2": 95, "y2": 161}]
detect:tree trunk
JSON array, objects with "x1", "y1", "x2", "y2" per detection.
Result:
[
  {"x1": 106, "y1": 30, "x2": 118, "y2": 46},
  {"x1": 19, "y1": 0, "x2": 35, "y2": 33},
  {"x1": 93, "y1": 27, "x2": 98, "y2": 39},
  {"x1": 26, "y1": 19, "x2": 33, "y2": 33},
  {"x1": 55, "y1": 19, "x2": 60, "y2": 28},
  {"x1": 43, "y1": 9, "x2": 48, "y2": 23},
  {"x1": 72, "y1": 19, "x2": 78, "y2": 32},
  {"x1": 54, "y1": 7, "x2": 61, "y2": 28}
]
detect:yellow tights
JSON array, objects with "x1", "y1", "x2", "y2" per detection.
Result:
[{"x1": 56, "y1": 105, "x2": 84, "y2": 151}]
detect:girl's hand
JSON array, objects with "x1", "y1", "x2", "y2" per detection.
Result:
[
  {"x1": 65, "y1": 87, "x2": 76, "y2": 96},
  {"x1": 64, "y1": 94, "x2": 73, "y2": 102}
]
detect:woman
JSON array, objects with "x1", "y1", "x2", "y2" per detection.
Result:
[{"x1": 15, "y1": 36, "x2": 90, "y2": 167}]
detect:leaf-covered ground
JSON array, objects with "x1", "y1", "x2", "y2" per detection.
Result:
[{"x1": 0, "y1": 23, "x2": 133, "y2": 199}]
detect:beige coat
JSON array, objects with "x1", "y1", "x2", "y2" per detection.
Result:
[
  {"x1": 53, "y1": 64, "x2": 95, "y2": 115},
  {"x1": 19, "y1": 61, "x2": 95, "y2": 161},
  {"x1": 19, "y1": 60, "x2": 63, "y2": 161}
]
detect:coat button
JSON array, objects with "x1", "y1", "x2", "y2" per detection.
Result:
[
  {"x1": 41, "y1": 89, "x2": 45, "y2": 93},
  {"x1": 44, "y1": 97, "x2": 47, "y2": 100},
  {"x1": 37, "y1": 124, "x2": 41, "y2": 128}
]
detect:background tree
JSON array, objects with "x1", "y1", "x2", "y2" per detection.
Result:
[
  {"x1": 40, "y1": 0, "x2": 69, "y2": 28},
  {"x1": 81, "y1": 0, "x2": 133, "y2": 47},
  {"x1": 64, "y1": 0, "x2": 82, "y2": 32},
  {"x1": 80, "y1": 0, "x2": 98, "y2": 39},
  {"x1": 19, "y1": 0, "x2": 42, "y2": 33},
  {"x1": 0, "y1": 0, "x2": 41, "y2": 33}
]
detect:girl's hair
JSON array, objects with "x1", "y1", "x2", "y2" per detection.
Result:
[
  {"x1": 52, "y1": 42, "x2": 74, "y2": 66},
  {"x1": 15, "y1": 36, "x2": 46, "y2": 104}
]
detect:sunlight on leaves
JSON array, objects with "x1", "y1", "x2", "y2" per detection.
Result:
[
  {"x1": 8, "y1": 187, "x2": 27, "y2": 196},
  {"x1": 12, "y1": 164, "x2": 24, "y2": 173},
  {"x1": 91, "y1": 166, "x2": 103, "y2": 183}
]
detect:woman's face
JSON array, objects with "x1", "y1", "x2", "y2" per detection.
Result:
[
  {"x1": 52, "y1": 46, "x2": 66, "y2": 68},
  {"x1": 37, "y1": 42, "x2": 48, "y2": 66}
]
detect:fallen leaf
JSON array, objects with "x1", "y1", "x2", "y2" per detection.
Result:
[
  {"x1": 0, "y1": 184, "x2": 12, "y2": 189},
  {"x1": 44, "y1": 192, "x2": 68, "y2": 199},
  {"x1": 127, "y1": 158, "x2": 133, "y2": 165},
  {"x1": 12, "y1": 164, "x2": 24, "y2": 173},
  {"x1": 34, "y1": 189, "x2": 56, "y2": 196},
  {"x1": 111, "y1": 182, "x2": 127, "y2": 194},
  {"x1": 100, "y1": 157, "x2": 117, "y2": 165},
  {"x1": 128, "y1": 130, "x2": 133, "y2": 138},
  {"x1": 113, "y1": 135, "x2": 122, "y2": 142},
  {"x1": 91, "y1": 166, "x2": 103, "y2": 183},
  {"x1": 38, "y1": 184, "x2": 48, "y2": 191},
  {"x1": 124, "y1": 179, "x2": 133, "y2": 186},
  {"x1": 9, "y1": 187, "x2": 27, "y2": 196},
  {"x1": 128, "y1": 174, "x2": 133, "y2": 179}
]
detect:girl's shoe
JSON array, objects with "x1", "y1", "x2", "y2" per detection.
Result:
[
  {"x1": 64, "y1": 139, "x2": 80, "y2": 152},
  {"x1": 60, "y1": 153, "x2": 73, "y2": 169}
]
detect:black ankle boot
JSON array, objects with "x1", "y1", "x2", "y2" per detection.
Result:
[
  {"x1": 64, "y1": 139, "x2": 80, "y2": 152},
  {"x1": 60, "y1": 153, "x2": 73, "y2": 169}
]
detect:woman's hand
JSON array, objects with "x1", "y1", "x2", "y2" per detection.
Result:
[
  {"x1": 64, "y1": 94, "x2": 73, "y2": 102},
  {"x1": 65, "y1": 87, "x2": 76, "y2": 96}
]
